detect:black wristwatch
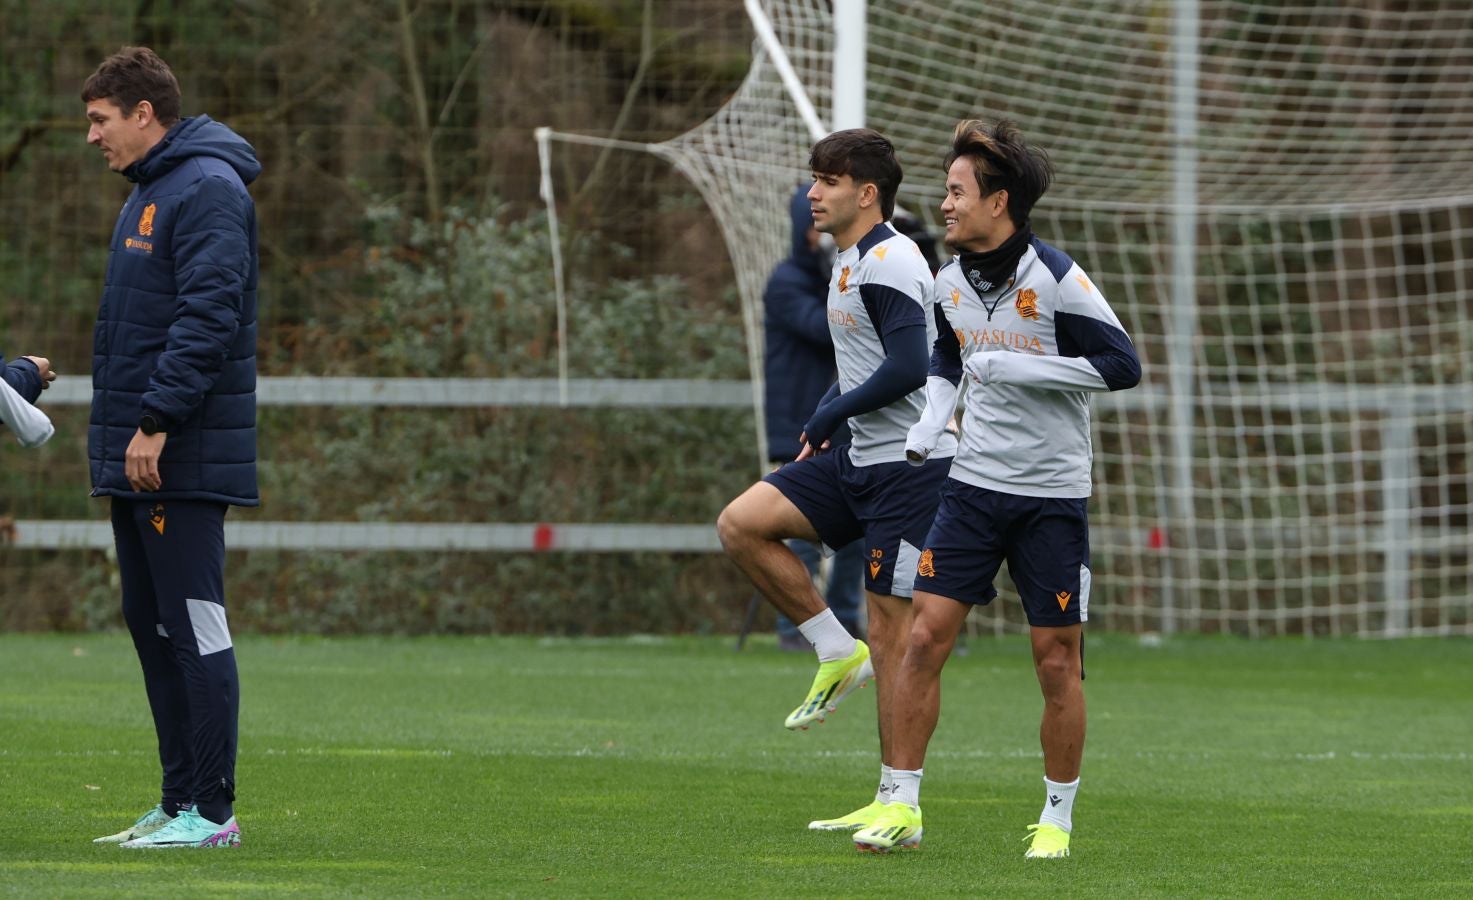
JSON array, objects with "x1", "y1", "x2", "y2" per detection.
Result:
[{"x1": 139, "y1": 413, "x2": 164, "y2": 436}]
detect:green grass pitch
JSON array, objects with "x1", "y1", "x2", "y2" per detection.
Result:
[{"x1": 2, "y1": 633, "x2": 1471, "y2": 897}]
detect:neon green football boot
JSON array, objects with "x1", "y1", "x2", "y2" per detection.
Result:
[
  {"x1": 808, "y1": 799, "x2": 886, "y2": 832},
  {"x1": 852, "y1": 802, "x2": 923, "y2": 852},
  {"x1": 1023, "y1": 822, "x2": 1071, "y2": 858},
  {"x1": 93, "y1": 804, "x2": 174, "y2": 844},
  {"x1": 784, "y1": 641, "x2": 873, "y2": 730}
]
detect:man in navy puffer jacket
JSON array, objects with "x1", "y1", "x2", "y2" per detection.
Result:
[{"x1": 82, "y1": 46, "x2": 256, "y2": 850}]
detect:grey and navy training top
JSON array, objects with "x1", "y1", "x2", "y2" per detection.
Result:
[
  {"x1": 829, "y1": 222, "x2": 958, "y2": 466},
  {"x1": 930, "y1": 236, "x2": 1140, "y2": 497}
]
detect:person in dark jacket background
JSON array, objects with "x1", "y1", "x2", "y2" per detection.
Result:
[
  {"x1": 763, "y1": 185, "x2": 864, "y2": 649},
  {"x1": 83, "y1": 46, "x2": 257, "y2": 849}
]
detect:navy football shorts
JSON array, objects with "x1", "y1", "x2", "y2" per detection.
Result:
[
  {"x1": 913, "y1": 479, "x2": 1091, "y2": 627},
  {"x1": 763, "y1": 448, "x2": 951, "y2": 598}
]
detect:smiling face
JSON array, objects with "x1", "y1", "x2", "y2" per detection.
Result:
[
  {"x1": 940, "y1": 156, "x2": 1012, "y2": 253},
  {"x1": 85, "y1": 98, "x2": 163, "y2": 172}
]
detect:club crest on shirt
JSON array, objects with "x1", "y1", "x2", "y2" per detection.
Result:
[
  {"x1": 1015, "y1": 288, "x2": 1039, "y2": 320},
  {"x1": 138, "y1": 203, "x2": 157, "y2": 236},
  {"x1": 966, "y1": 268, "x2": 993, "y2": 293},
  {"x1": 838, "y1": 265, "x2": 851, "y2": 294}
]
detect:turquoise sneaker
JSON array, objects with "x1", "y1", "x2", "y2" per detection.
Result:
[
  {"x1": 93, "y1": 804, "x2": 174, "y2": 844},
  {"x1": 120, "y1": 807, "x2": 240, "y2": 848},
  {"x1": 785, "y1": 641, "x2": 873, "y2": 730}
]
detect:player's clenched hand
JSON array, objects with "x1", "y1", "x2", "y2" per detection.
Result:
[
  {"x1": 794, "y1": 432, "x2": 832, "y2": 462},
  {"x1": 125, "y1": 429, "x2": 167, "y2": 492},
  {"x1": 963, "y1": 352, "x2": 993, "y2": 386},
  {"x1": 905, "y1": 419, "x2": 945, "y2": 465},
  {"x1": 21, "y1": 356, "x2": 57, "y2": 389},
  {"x1": 799, "y1": 401, "x2": 844, "y2": 457}
]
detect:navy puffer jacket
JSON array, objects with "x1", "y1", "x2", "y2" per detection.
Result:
[{"x1": 89, "y1": 116, "x2": 260, "y2": 506}]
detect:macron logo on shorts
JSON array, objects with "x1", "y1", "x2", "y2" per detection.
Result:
[{"x1": 1056, "y1": 591, "x2": 1071, "y2": 612}]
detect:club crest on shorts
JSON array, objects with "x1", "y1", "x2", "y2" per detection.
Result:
[{"x1": 918, "y1": 549, "x2": 935, "y2": 578}]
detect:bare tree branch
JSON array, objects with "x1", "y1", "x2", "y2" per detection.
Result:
[
  {"x1": 396, "y1": 0, "x2": 441, "y2": 220},
  {"x1": 570, "y1": 0, "x2": 654, "y2": 212},
  {"x1": 0, "y1": 124, "x2": 48, "y2": 180}
]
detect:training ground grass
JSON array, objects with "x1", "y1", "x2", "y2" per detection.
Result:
[{"x1": 1, "y1": 633, "x2": 1470, "y2": 897}]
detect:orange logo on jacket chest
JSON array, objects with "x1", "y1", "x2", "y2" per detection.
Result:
[
  {"x1": 138, "y1": 203, "x2": 157, "y2": 236},
  {"x1": 1015, "y1": 288, "x2": 1039, "y2": 320}
]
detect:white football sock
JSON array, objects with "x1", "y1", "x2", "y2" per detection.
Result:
[
  {"x1": 875, "y1": 764, "x2": 894, "y2": 804},
  {"x1": 889, "y1": 768, "x2": 922, "y2": 809},
  {"x1": 797, "y1": 608, "x2": 857, "y2": 662},
  {"x1": 1039, "y1": 776, "x2": 1079, "y2": 832}
]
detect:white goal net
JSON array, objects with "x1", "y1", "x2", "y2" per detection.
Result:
[{"x1": 652, "y1": 0, "x2": 1473, "y2": 636}]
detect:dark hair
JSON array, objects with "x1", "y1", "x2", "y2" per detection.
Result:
[
  {"x1": 809, "y1": 128, "x2": 903, "y2": 220},
  {"x1": 945, "y1": 119, "x2": 1053, "y2": 227},
  {"x1": 81, "y1": 47, "x2": 181, "y2": 126}
]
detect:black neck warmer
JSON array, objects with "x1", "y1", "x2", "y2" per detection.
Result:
[{"x1": 958, "y1": 223, "x2": 1033, "y2": 296}]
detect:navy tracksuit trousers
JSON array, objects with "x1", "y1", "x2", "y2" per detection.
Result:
[{"x1": 111, "y1": 498, "x2": 238, "y2": 820}]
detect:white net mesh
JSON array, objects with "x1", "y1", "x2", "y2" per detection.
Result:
[{"x1": 657, "y1": 0, "x2": 1473, "y2": 636}]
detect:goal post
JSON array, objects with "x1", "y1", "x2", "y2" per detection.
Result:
[{"x1": 830, "y1": 0, "x2": 866, "y2": 132}]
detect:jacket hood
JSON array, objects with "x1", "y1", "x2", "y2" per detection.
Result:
[
  {"x1": 126, "y1": 115, "x2": 261, "y2": 185},
  {"x1": 787, "y1": 184, "x2": 826, "y2": 276}
]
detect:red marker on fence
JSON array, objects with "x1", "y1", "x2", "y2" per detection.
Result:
[
  {"x1": 1147, "y1": 526, "x2": 1166, "y2": 550},
  {"x1": 533, "y1": 523, "x2": 556, "y2": 551}
]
